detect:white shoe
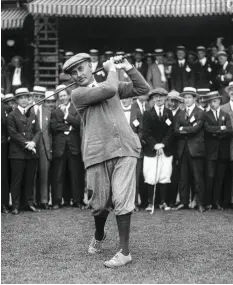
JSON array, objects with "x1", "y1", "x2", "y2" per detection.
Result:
[
  {"x1": 88, "y1": 232, "x2": 106, "y2": 254},
  {"x1": 145, "y1": 204, "x2": 153, "y2": 211},
  {"x1": 160, "y1": 203, "x2": 171, "y2": 211},
  {"x1": 104, "y1": 250, "x2": 132, "y2": 268}
]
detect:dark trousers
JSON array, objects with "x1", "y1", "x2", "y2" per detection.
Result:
[
  {"x1": 52, "y1": 147, "x2": 84, "y2": 205},
  {"x1": 231, "y1": 162, "x2": 233, "y2": 203},
  {"x1": 206, "y1": 159, "x2": 228, "y2": 205},
  {"x1": 148, "y1": 183, "x2": 168, "y2": 205},
  {"x1": 135, "y1": 157, "x2": 143, "y2": 206},
  {"x1": 10, "y1": 159, "x2": 37, "y2": 209},
  {"x1": 179, "y1": 145, "x2": 205, "y2": 206},
  {"x1": 1, "y1": 143, "x2": 9, "y2": 206},
  {"x1": 168, "y1": 158, "x2": 179, "y2": 205}
]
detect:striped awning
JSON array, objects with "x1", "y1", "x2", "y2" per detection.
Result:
[
  {"x1": 1, "y1": 8, "x2": 28, "y2": 30},
  {"x1": 28, "y1": 0, "x2": 232, "y2": 18}
]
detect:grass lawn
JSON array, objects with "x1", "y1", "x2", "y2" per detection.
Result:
[{"x1": 1, "y1": 208, "x2": 233, "y2": 284}]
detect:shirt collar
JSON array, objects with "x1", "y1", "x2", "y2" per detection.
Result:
[
  {"x1": 199, "y1": 105, "x2": 210, "y2": 112},
  {"x1": 88, "y1": 80, "x2": 98, "y2": 88},
  {"x1": 18, "y1": 105, "x2": 26, "y2": 115},
  {"x1": 121, "y1": 101, "x2": 131, "y2": 111},
  {"x1": 178, "y1": 59, "x2": 185, "y2": 64},
  {"x1": 172, "y1": 107, "x2": 179, "y2": 115},
  {"x1": 154, "y1": 104, "x2": 164, "y2": 113},
  {"x1": 200, "y1": 57, "x2": 207, "y2": 65},
  {"x1": 186, "y1": 103, "x2": 195, "y2": 114},
  {"x1": 137, "y1": 99, "x2": 145, "y2": 113},
  {"x1": 211, "y1": 107, "x2": 220, "y2": 114},
  {"x1": 223, "y1": 61, "x2": 228, "y2": 70}
]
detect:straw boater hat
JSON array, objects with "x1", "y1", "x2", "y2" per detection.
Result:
[
  {"x1": 15, "y1": 87, "x2": 30, "y2": 98},
  {"x1": 204, "y1": 91, "x2": 222, "y2": 101},
  {"x1": 32, "y1": 86, "x2": 46, "y2": 96},
  {"x1": 216, "y1": 50, "x2": 228, "y2": 58},
  {"x1": 148, "y1": 88, "x2": 168, "y2": 99},
  {"x1": 167, "y1": 90, "x2": 183, "y2": 102},
  {"x1": 176, "y1": 46, "x2": 186, "y2": 52},
  {"x1": 63, "y1": 53, "x2": 91, "y2": 73},
  {"x1": 154, "y1": 49, "x2": 164, "y2": 56},
  {"x1": 3, "y1": 93, "x2": 15, "y2": 103},
  {"x1": 105, "y1": 51, "x2": 114, "y2": 56},
  {"x1": 196, "y1": 46, "x2": 206, "y2": 52},
  {"x1": 45, "y1": 91, "x2": 56, "y2": 101},
  {"x1": 89, "y1": 49, "x2": 99, "y2": 55},
  {"x1": 225, "y1": 81, "x2": 233, "y2": 93},
  {"x1": 134, "y1": 48, "x2": 144, "y2": 54},
  {"x1": 180, "y1": 87, "x2": 198, "y2": 97},
  {"x1": 197, "y1": 88, "x2": 211, "y2": 102},
  {"x1": 115, "y1": 51, "x2": 125, "y2": 56}
]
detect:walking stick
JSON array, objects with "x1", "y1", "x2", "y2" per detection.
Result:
[{"x1": 150, "y1": 152, "x2": 160, "y2": 215}]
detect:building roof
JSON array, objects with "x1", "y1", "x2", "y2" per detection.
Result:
[
  {"x1": 27, "y1": 0, "x2": 232, "y2": 18},
  {"x1": 1, "y1": 8, "x2": 28, "y2": 29}
]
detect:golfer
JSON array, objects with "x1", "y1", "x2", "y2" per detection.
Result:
[{"x1": 63, "y1": 53, "x2": 150, "y2": 268}]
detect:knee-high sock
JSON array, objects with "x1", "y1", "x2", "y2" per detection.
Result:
[
  {"x1": 116, "y1": 212, "x2": 131, "y2": 255},
  {"x1": 94, "y1": 210, "x2": 109, "y2": 241}
]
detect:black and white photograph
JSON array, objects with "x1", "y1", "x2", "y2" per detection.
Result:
[{"x1": 1, "y1": 0, "x2": 233, "y2": 283}]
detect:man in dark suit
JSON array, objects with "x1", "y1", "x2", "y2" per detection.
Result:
[
  {"x1": 90, "y1": 49, "x2": 106, "y2": 83},
  {"x1": 1, "y1": 57, "x2": 11, "y2": 94},
  {"x1": 1, "y1": 101, "x2": 11, "y2": 213},
  {"x1": 9, "y1": 56, "x2": 30, "y2": 94},
  {"x1": 221, "y1": 82, "x2": 233, "y2": 208},
  {"x1": 175, "y1": 87, "x2": 205, "y2": 212},
  {"x1": 134, "y1": 48, "x2": 148, "y2": 79},
  {"x1": 129, "y1": 94, "x2": 148, "y2": 210},
  {"x1": 50, "y1": 87, "x2": 84, "y2": 209},
  {"x1": 32, "y1": 86, "x2": 52, "y2": 209},
  {"x1": 171, "y1": 46, "x2": 195, "y2": 92},
  {"x1": 194, "y1": 46, "x2": 214, "y2": 90},
  {"x1": 7, "y1": 88, "x2": 41, "y2": 215},
  {"x1": 204, "y1": 91, "x2": 232, "y2": 210},
  {"x1": 216, "y1": 51, "x2": 233, "y2": 104},
  {"x1": 142, "y1": 88, "x2": 174, "y2": 211},
  {"x1": 167, "y1": 90, "x2": 183, "y2": 207}
]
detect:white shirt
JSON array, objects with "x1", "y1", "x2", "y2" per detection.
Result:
[
  {"x1": 223, "y1": 61, "x2": 228, "y2": 71},
  {"x1": 91, "y1": 61, "x2": 98, "y2": 72},
  {"x1": 230, "y1": 100, "x2": 233, "y2": 112},
  {"x1": 154, "y1": 104, "x2": 164, "y2": 117},
  {"x1": 12, "y1": 67, "x2": 22, "y2": 86},
  {"x1": 135, "y1": 62, "x2": 142, "y2": 69},
  {"x1": 178, "y1": 59, "x2": 185, "y2": 67},
  {"x1": 186, "y1": 103, "x2": 196, "y2": 116},
  {"x1": 136, "y1": 99, "x2": 146, "y2": 114},
  {"x1": 211, "y1": 107, "x2": 220, "y2": 121},
  {"x1": 34, "y1": 104, "x2": 42, "y2": 129},
  {"x1": 156, "y1": 62, "x2": 166, "y2": 82},
  {"x1": 199, "y1": 105, "x2": 210, "y2": 112},
  {"x1": 18, "y1": 105, "x2": 27, "y2": 115},
  {"x1": 172, "y1": 107, "x2": 180, "y2": 116},
  {"x1": 199, "y1": 57, "x2": 207, "y2": 66}
]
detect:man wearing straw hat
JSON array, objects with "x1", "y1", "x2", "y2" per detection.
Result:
[
  {"x1": 7, "y1": 87, "x2": 41, "y2": 215},
  {"x1": 204, "y1": 90, "x2": 232, "y2": 210},
  {"x1": 175, "y1": 87, "x2": 206, "y2": 213}
]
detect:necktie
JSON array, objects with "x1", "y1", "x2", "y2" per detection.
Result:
[
  {"x1": 37, "y1": 107, "x2": 41, "y2": 129},
  {"x1": 204, "y1": 108, "x2": 207, "y2": 112},
  {"x1": 215, "y1": 110, "x2": 218, "y2": 121},
  {"x1": 185, "y1": 108, "x2": 190, "y2": 120},
  {"x1": 159, "y1": 108, "x2": 162, "y2": 118}
]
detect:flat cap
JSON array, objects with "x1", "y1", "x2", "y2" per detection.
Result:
[
  {"x1": 63, "y1": 53, "x2": 91, "y2": 73},
  {"x1": 225, "y1": 81, "x2": 233, "y2": 93},
  {"x1": 148, "y1": 88, "x2": 168, "y2": 98},
  {"x1": 168, "y1": 90, "x2": 183, "y2": 102},
  {"x1": 180, "y1": 87, "x2": 198, "y2": 97}
]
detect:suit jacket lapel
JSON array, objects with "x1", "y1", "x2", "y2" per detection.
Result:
[{"x1": 16, "y1": 107, "x2": 27, "y2": 124}]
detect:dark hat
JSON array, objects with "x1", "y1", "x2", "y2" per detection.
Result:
[
  {"x1": 154, "y1": 49, "x2": 164, "y2": 56},
  {"x1": 135, "y1": 48, "x2": 144, "y2": 54},
  {"x1": 180, "y1": 87, "x2": 198, "y2": 97},
  {"x1": 63, "y1": 53, "x2": 91, "y2": 73},
  {"x1": 89, "y1": 49, "x2": 99, "y2": 55},
  {"x1": 15, "y1": 87, "x2": 30, "y2": 97},
  {"x1": 168, "y1": 90, "x2": 183, "y2": 102},
  {"x1": 217, "y1": 50, "x2": 228, "y2": 57},
  {"x1": 204, "y1": 91, "x2": 222, "y2": 101},
  {"x1": 33, "y1": 86, "x2": 46, "y2": 96},
  {"x1": 225, "y1": 81, "x2": 233, "y2": 93},
  {"x1": 176, "y1": 46, "x2": 186, "y2": 52},
  {"x1": 188, "y1": 50, "x2": 197, "y2": 58},
  {"x1": 3, "y1": 93, "x2": 15, "y2": 103},
  {"x1": 146, "y1": 53, "x2": 154, "y2": 58},
  {"x1": 196, "y1": 46, "x2": 206, "y2": 52},
  {"x1": 148, "y1": 88, "x2": 168, "y2": 98}
]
